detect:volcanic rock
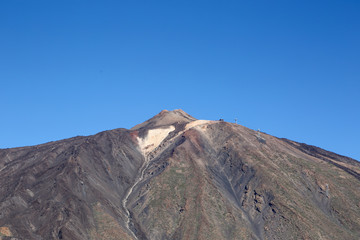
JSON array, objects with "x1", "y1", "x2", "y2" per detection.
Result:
[{"x1": 0, "y1": 109, "x2": 359, "y2": 240}]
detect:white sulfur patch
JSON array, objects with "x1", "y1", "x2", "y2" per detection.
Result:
[{"x1": 137, "y1": 126, "x2": 175, "y2": 156}]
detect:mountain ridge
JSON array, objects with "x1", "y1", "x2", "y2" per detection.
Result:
[{"x1": 0, "y1": 110, "x2": 359, "y2": 239}]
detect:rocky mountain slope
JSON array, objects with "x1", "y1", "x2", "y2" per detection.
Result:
[{"x1": 1, "y1": 109, "x2": 360, "y2": 240}]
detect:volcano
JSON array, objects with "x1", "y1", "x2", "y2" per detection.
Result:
[{"x1": 1, "y1": 109, "x2": 359, "y2": 240}]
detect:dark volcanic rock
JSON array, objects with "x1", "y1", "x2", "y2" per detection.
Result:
[
  {"x1": 0, "y1": 110, "x2": 360, "y2": 240},
  {"x1": 0, "y1": 129, "x2": 142, "y2": 239}
]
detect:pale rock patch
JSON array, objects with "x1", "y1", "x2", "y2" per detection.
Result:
[
  {"x1": 0, "y1": 226, "x2": 12, "y2": 237},
  {"x1": 26, "y1": 189, "x2": 34, "y2": 198},
  {"x1": 137, "y1": 126, "x2": 175, "y2": 156},
  {"x1": 185, "y1": 120, "x2": 213, "y2": 130}
]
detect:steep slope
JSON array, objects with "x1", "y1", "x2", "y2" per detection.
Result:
[
  {"x1": 0, "y1": 129, "x2": 142, "y2": 239},
  {"x1": 1, "y1": 109, "x2": 360, "y2": 240}
]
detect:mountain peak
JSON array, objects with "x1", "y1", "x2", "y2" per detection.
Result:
[
  {"x1": 131, "y1": 109, "x2": 196, "y2": 130},
  {"x1": 1, "y1": 110, "x2": 360, "y2": 239}
]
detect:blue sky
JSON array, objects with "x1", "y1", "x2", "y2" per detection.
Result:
[{"x1": 1, "y1": 1, "x2": 359, "y2": 160}]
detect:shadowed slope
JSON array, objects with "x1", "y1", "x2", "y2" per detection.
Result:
[{"x1": 0, "y1": 129, "x2": 141, "y2": 239}]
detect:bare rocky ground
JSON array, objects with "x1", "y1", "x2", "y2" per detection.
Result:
[{"x1": 1, "y1": 109, "x2": 360, "y2": 240}]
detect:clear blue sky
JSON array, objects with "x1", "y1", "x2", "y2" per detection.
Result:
[{"x1": 1, "y1": 0, "x2": 359, "y2": 160}]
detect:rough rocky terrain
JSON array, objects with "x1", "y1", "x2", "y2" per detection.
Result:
[{"x1": 1, "y1": 109, "x2": 360, "y2": 240}]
